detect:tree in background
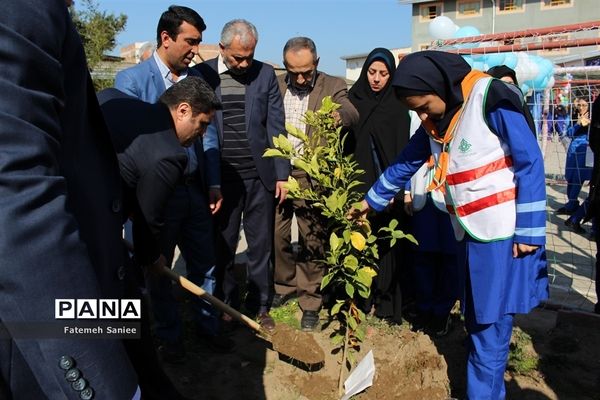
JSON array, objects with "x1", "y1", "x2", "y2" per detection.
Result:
[{"x1": 69, "y1": 0, "x2": 127, "y2": 90}]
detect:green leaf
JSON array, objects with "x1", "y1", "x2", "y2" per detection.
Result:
[
  {"x1": 348, "y1": 314, "x2": 358, "y2": 330},
  {"x1": 285, "y1": 123, "x2": 307, "y2": 142},
  {"x1": 371, "y1": 245, "x2": 379, "y2": 259},
  {"x1": 342, "y1": 229, "x2": 351, "y2": 243},
  {"x1": 294, "y1": 159, "x2": 311, "y2": 174},
  {"x1": 321, "y1": 272, "x2": 333, "y2": 290},
  {"x1": 358, "y1": 287, "x2": 370, "y2": 299},
  {"x1": 310, "y1": 154, "x2": 320, "y2": 175},
  {"x1": 404, "y1": 233, "x2": 419, "y2": 245},
  {"x1": 331, "y1": 300, "x2": 344, "y2": 315},
  {"x1": 276, "y1": 134, "x2": 293, "y2": 153},
  {"x1": 263, "y1": 148, "x2": 284, "y2": 158},
  {"x1": 331, "y1": 333, "x2": 345, "y2": 346},
  {"x1": 355, "y1": 325, "x2": 366, "y2": 342},
  {"x1": 356, "y1": 267, "x2": 376, "y2": 288},
  {"x1": 329, "y1": 232, "x2": 341, "y2": 252},
  {"x1": 343, "y1": 255, "x2": 358, "y2": 271},
  {"x1": 325, "y1": 192, "x2": 339, "y2": 212},
  {"x1": 345, "y1": 282, "x2": 355, "y2": 297},
  {"x1": 388, "y1": 219, "x2": 399, "y2": 230}
]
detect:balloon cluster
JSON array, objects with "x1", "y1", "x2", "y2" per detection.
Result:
[{"x1": 428, "y1": 16, "x2": 555, "y2": 94}]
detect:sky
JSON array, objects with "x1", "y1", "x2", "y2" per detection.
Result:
[{"x1": 94, "y1": 0, "x2": 413, "y2": 77}]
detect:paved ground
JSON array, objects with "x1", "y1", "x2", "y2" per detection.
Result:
[
  {"x1": 174, "y1": 138, "x2": 598, "y2": 313},
  {"x1": 543, "y1": 139, "x2": 597, "y2": 312}
]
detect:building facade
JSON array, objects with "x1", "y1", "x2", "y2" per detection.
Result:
[
  {"x1": 399, "y1": 0, "x2": 600, "y2": 63},
  {"x1": 341, "y1": 47, "x2": 412, "y2": 82}
]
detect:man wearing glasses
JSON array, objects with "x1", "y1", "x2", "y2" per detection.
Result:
[{"x1": 272, "y1": 37, "x2": 358, "y2": 331}]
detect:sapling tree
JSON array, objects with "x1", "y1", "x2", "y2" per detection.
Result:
[{"x1": 264, "y1": 97, "x2": 415, "y2": 394}]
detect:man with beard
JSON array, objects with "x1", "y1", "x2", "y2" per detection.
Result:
[{"x1": 195, "y1": 19, "x2": 289, "y2": 330}]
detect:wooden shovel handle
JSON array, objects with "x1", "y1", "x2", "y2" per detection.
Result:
[{"x1": 159, "y1": 266, "x2": 263, "y2": 333}]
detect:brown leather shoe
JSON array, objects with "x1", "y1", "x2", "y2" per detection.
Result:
[{"x1": 257, "y1": 312, "x2": 276, "y2": 331}]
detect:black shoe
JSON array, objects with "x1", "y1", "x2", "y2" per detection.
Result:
[
  {"x1": 300, "y1": 310, "x2": 319, "y2": 331},
  {"x1": 429, "y1": 315, "x2": 452, "y2": 337},
  {"x1": 157, "y1": 341, "x2": 186, "y2": 364},
  {"x1": 595, "y1": 303, "x2": 600, "y2": 315},
  {"x1": 271, "y1": 292, "x2": 295, "y2": 308},
  {"x1": 257, "y1": 311, "x2": 276, "y2": 331},
  {"x1": 197, "y1": 333, "x2": 235, "y2": 353},
  {"x1": 557, "y1": 206, "x2": 575, "y2": 215},
  {"x1": 565, "y1": 219, "x2": 586, "y2": 234}
]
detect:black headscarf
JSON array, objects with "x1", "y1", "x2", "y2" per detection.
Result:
[
  {"x1": 392, "y1": 50, "x2": 471, "y2": 136},
  {"x1": 347, "y1": 48, "x2": 410, "y2": 193},
  {"x1": 487, "y1": 65, "x2": 519, "y2": 86},
  {"x1": 392, "y1": 51, "x2": 530, "y2": 136}
]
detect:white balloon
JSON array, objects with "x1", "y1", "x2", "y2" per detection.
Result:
[
  {"x1": 514, "y1": 53, "x2": 538, "y2": 83},
  {"x1": 429, "y1": 16, "x2": 457, "y2": 40},
  {"x1": 546, "y1": 76, "x2": 555, "y2": 89}
]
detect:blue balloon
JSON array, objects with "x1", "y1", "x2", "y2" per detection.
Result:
[
  {"x1": 453, "y1": 26, "x2": 480, "y2": 49},
  {"x1": 484, "y1": 53, "x2": 506, "y2": 67},
  {"x1": 539, "y1": 59, "x2": 554, "y2": 77},
  {"x1": 520, "y1": 83, "x2": 530, "y2": 95},
  {"x1": 530, "y1": 74, "x2": 547, "y2": 90},
  {"x1": 472, "y1": 61, "x2": 485, "y2": 71},
  {"x1": 454, "y1": 26, "x2": 481, "y2": 38},
  {"x1": 504, "y1": 53, "x2": 518, "y2": 69},
  {"x1": 462, "y1": 55, "x2": 474, "y2": 67}
]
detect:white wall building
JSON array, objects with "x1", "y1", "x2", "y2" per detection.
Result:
[{"x1": 341, "y1": 47, "x2": 412, "y2": 82}]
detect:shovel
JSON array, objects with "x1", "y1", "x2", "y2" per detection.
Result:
[{"x1": 159, "y1": 266, "x2": 325, "y2": 366}]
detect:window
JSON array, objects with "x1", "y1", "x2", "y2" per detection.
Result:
[
  {"x1": 541, "y1": 0, "x2": 572, "y2": 9},
  {"x1": 419, "y1": 2, "x2": 442, "y2": 22},
  {"x1": 457, "y1": 0, "x2": 482, "y2": 17},
  {"x1": 498, "y1": 0, "x2": 524, "y2": 12}
]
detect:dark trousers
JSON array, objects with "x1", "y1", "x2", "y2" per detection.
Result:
[
  {"x1": 217, "y1": 177, "x2": 274, "y2": 314},
  {"x1": 274, "y1": 169, "x2": 326, "y2": 311},
  {"x1": 123, "y1": 253, "x2": 184, "y2": 400},
  {"x1": 595, "y1": 230, "x2": 600, "y2": 313},
  {"x1": 413, "y1": 251, "x2": 458, "y2": 317},
  {"x1": 146, "y1": 182, "x2": 218, "y2": 342}
]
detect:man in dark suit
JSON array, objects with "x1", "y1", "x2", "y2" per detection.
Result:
[
  {"x1": 195, "y1": 19, "x2": 290, "y2": 329},
  {"x1": 115, "y1": 6, "x2": 230, "y2": 358},
  {"x1": 100, "y1": 77, "x2": 220, "y2": 274},
  {"x1": 0, "y1": 1, "x2": 138, "y2": 398},
  {"x1": 99, "y1": 77, "x2": 220, "y2": 400},
  {"x1": 273, "y1": 37, "x2": 359, "y2": 330}
]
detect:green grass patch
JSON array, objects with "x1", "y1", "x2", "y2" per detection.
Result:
[
  {"x1": 507, "y1": 327, "x2": 540, "y2": 375},
  {"x1": 270, "y1": 299, "x2": 301, "y2": 329}
]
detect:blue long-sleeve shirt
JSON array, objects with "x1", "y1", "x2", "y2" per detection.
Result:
[{"x1": 366, "y1": 102, "x2": 546, "y2": 246}]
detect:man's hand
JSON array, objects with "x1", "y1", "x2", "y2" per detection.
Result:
[
  {"x1": 146, "y1": 254, "x2": 167, "y2": 278},
  {"x1": 275, "y1": 180, "x2": 288, "y2": 205},
  {"x1": 403, "y1": 192, "x2": 414, "y2": 216},
  {"x1": 513, "y1": 243, "x2": 539, "y2": 258},
  {"x1": 208, "y1": 187, "x2": 223, "y2": 215},
  {"x1": 332, "y1": 111, "x2": 342, "y2": 127},
  {"x1": 347, "y1": 199, "x2": 371, "y2": 221}
]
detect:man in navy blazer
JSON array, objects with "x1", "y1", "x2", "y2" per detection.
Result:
[
  {"x1": 0, "y1": 1, "x2": 138, "y2": 398},
  {"x1": 195, "y1": 19, "x2": 290, "y2": 329},
  {"x1": 115, "y1": 6, "x2": 231, "y2": 357}
]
